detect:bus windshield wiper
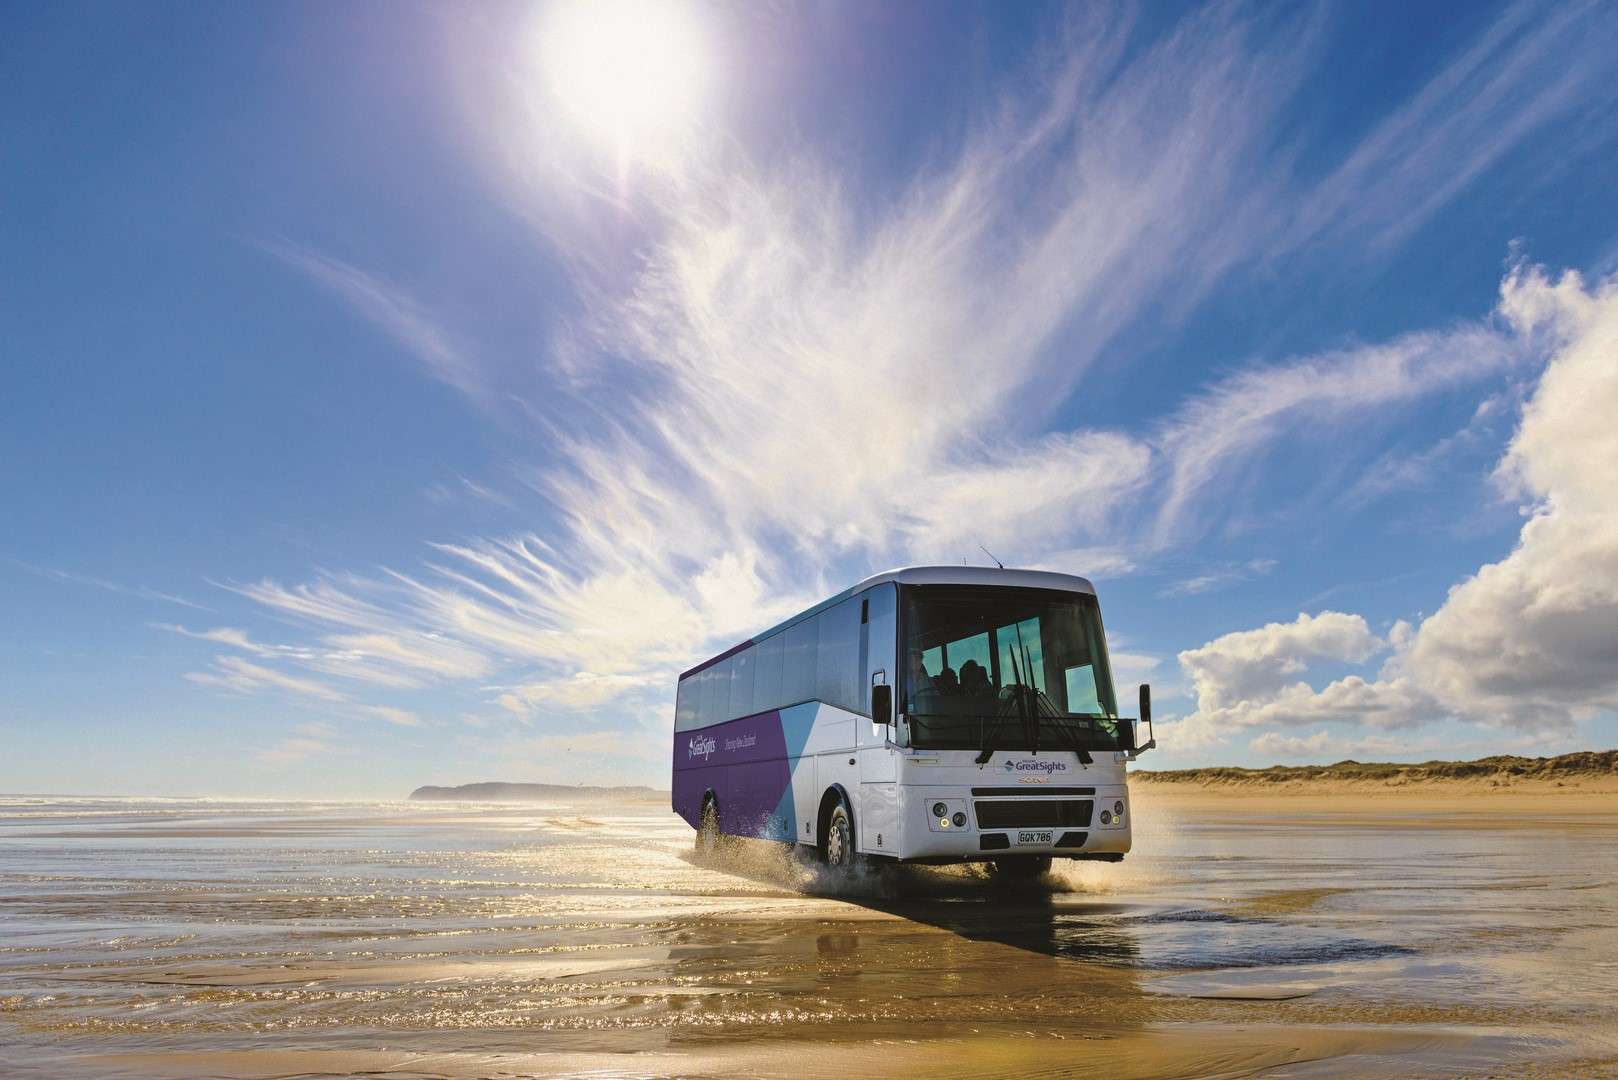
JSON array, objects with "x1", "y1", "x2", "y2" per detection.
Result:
[
  {"x1": 1013, "y1": 622, "x2": 1038, "y2": 755},
  {"x1": 1040, "y1": 707, "x2": 1095, "y2": 765},
  {"x1": 973, "y1": 714, "x2": 998, "y2": 765}
]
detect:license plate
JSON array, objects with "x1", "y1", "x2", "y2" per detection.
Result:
[{"x1": 1016, "y1": 829, "x2": 1053, "y2": 845}]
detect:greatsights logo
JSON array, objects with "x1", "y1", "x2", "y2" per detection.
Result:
[
  {"x1": 687, "y1": 735, "x2": 717, "y2": 761},
  {"x1": 1002, "y1": 758, "x2": 1068, "y2": 774}
]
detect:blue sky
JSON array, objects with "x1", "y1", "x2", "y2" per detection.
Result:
[{"x1": 4, "y1": 0, "x2": 1618, "y2": 798}]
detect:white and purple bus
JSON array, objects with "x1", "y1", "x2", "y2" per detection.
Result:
[{"x1": 671, "y1": 566, "x2": 1156, "y2": 880}]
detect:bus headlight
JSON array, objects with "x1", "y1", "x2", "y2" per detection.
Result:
[
  {"x1": 952, "y1": 811, "x2": 967, "y2": 828},
  {"x1": 1114, "y1": 800, "x2": 1125, "y2": 816},
  {"x1": 1100, "y1": 810, "x2": 1112, "y2": 825},
  {"x1": 932, "y1": 802, "x2": 948, "y2": 819}
]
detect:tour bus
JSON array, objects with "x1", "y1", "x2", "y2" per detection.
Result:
[{"x1": 671, "y1": 566, "x2": 1156, "y2": 879}]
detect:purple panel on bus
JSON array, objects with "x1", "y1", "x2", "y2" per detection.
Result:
[{"x1": 671, "y1": 709, "x2": 792, "y2": 839}]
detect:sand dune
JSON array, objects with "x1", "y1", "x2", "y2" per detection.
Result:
[{"x1": 1134, "y1": 748, "x2": 1618, "y2": 792}]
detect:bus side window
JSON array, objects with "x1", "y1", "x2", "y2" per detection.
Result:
[
  {"x1": 697, "y1": 660, "x2": 721, "y2": 728},
  {"x1": 782, "y1": 617, "x2": 818, "y2": 707},
  {"x1": 817, "y1": 597, "x2": 860, "y2": 713},
  {"x1": 754, "y1": 634, "x2": 784, "y2": 713},
  {"x1": 690, "y1": 665, "x2": 709, "y2": 729},
  {"x1": 675, "y1": 676, "x2": 697, "y2": 731},
  {"x1": 711, "y1": 656, "x2": 734, "y2": 723},
  {"x1": 731, "y1": 647, "x2": 756, "y2": 719}
]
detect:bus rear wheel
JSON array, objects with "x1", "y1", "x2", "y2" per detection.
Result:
[{"x1": 695, "y1": 796, "x2": 722, "y2": 857}]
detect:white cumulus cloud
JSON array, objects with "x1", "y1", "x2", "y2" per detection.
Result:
[{"x1": 1173, "y1": 265, "x2": 1618, "y2": 748}]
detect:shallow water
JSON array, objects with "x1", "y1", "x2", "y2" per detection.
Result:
[{"x1": 2, "y1": 789, "x2": 1616, "y2": 1078}]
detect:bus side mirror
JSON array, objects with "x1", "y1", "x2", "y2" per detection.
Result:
[
  {"x1": 871, "y1": 683, "x2": 892, "y2": 725},
  {"x1": 1131, "y1": 682, "x2": 1156, "y2": 756}
]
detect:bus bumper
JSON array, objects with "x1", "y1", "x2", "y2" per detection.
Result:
[{"x1": 893, "y1": 783, "x2": 1133, "y2": 862}]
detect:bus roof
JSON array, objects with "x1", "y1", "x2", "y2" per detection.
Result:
[{"x1": 678, "y1": 566, "x2": 1097, "y2": 681}]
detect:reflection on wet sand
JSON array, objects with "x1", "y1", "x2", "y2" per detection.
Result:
[{"x1": 2, "y1": 787, "x2": 1617, "y2": 1077}]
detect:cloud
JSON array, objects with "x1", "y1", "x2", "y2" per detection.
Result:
[
  {"x1": 15, "y1": 562, "x2": 210, "y2": 611},
  {"x1": 1107, "y1": 651, "x2": 1162, "y2": 688},
  {"x1": 265, "y1": 240, "x2": 486, "y2": 402},
  {"x1": 1248, "y1": 728, "x2": 1436, "y2": 762},
  {"x1": 219, "y1": 541, "x2": 803, "y2": 720},
  {"x1": 152, "y1": 623, "x2": 261, "y2": 650},
  {"x1": 496, "y1": 671, "x2": 663, "y2": 715},
  {"x1": 424, "y1": 476, "x2": 517, "y2": 509},
  {"x1": 1149, "y1": 323, "x2": 1523, "y2": 544},
  {"x1": 1247, "y1": 727, "x2": 1553, "y2": 764},
  {"x1": 256, "y1": 722, "x2": 340, "y2": 766},
  {"x1": 1286, "y1": 0, "x2": 1618, "y2": 253},
  {"x1": 1172, "y1": 265, "x2": 1618, "y2": 745},
  {"x1": 240, "y1": 13, "x2": 1317, "y2": 719},
  {"x1": 158, "y1": 619, "x2": 487, "y2": 692},
  {"x1": 184, "y1": 655, "x2": 348, "y2": 703},
  {"x1": 1342, "y1": 394, "x2": 1514, "y2": 509},
  {"x1": 223, "y1": 5, "x2": 1618, "y2": 744},
  {"x1": 1397, "y1": 266, "x2": 1618, "y2": 728},
  {"x1": 1179, "y1": 611, "x2": 1384, "y2": 716},
  {"x1": 358, "y1": 705, "x2": 424, "y2": 728},
  {"x1": 1158, "y1": 558, "x2": 1277, "y2": 599}
]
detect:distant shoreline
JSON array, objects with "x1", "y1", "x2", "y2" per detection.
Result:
[
  {"x1": 408, "y1": 782, "x2": 669, "y2": 803},
  {"x1": 1133, "y1": 749, "x2": 1618, "y2": 791}
]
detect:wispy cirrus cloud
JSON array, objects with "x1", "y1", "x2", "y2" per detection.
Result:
[
  {"x1": 158, "y1": 619, "x2": 486, "y2": 691},
  {"x1": 263, "y1": 240, "x2": 486, "y2": 404},
  {"x1": 220, "y1": 3, "x2": 1618, "y2": 740},
  {"x1": 1285, "y1": 0, "x2": 1618, "y2": 254},
  {"x1": 1148, "y1": 323, "x2": 1524, "y2": 545},
  {"x1": 424, "y1": 475, "x2": 517, "y2": 509},
  {"x1": 184, "y1": 655, "x2": 348, "y2": 703},
  {"x1": 1158, "y1": 559, "x2": 1277, "y2": 599},
  {"x1": 358, "y1": 705, "x2": 423, "y2": 729},
  {"x1": 256, "y1": 722, "x2": 341, "y2": 766},
  {"x1": 16, "y1": 561, "x2": 210, "y2": 611}
]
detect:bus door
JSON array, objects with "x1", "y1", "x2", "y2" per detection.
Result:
[{"x1": 857, "y1": 583, "x2": 898, "y2": 851}]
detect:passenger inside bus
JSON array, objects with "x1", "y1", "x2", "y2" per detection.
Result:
[
  {"x1": 959, "y1": 658, "x2": 991, "y2": 697},
  {"x1": 907, "y1": 650, "x2": 934, "y2": 697}
]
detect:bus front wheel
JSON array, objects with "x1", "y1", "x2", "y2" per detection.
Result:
[
  {"x1": 822, "y1": 799, "x2": 855, "y2": 873},
  {"x1": 991, "y1": 856, "x2": 1051, "y2": 884}
]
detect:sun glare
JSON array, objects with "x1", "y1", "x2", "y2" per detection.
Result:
[{"x1": 541, "y1": 0, "x2": 711, "y2": 159}]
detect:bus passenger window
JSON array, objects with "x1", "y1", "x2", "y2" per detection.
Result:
[
  {"x1": 782, "y1": 617, "x2": 817, "y2": 706},
  {"x1": 753, "y1": 634, "x2": 784, "y2": 713}
]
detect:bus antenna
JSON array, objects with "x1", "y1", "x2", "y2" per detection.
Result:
[{"x1": 978, "y1": 545, "x2": 1004, "y2": 570}]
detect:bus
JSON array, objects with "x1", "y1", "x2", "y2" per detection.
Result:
[{"x1": 671, "y1": 566, "x2": 1156, "y2": 879}]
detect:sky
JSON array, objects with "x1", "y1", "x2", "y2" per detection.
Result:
[{"x1": 3, "y1": 0, "x2": 1618, "y2": 799}]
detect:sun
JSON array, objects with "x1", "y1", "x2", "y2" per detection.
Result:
[{"x1": 540, "y1": 0, "x2": 712, "y2": 159}]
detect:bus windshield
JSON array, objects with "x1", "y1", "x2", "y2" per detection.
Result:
[{"x1": 901, "y1": 585, "x2": 1128, "y2": 753}]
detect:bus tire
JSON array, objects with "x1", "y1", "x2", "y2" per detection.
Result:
[
  {"x1": 695, "y1": 795, "x2": 722, "y2": 857},
  {"x1": 821, "y1": 794, "x2": 855, "y2": 873}
]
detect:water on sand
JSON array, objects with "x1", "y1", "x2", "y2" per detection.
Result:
[{"x1": 2, "y1": 787, "x2": 1616, "y2": 1078}]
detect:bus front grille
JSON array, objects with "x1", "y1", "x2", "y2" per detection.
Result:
[{"x1": 974, "y1": 799, "x2": 1093, "y2": 829}]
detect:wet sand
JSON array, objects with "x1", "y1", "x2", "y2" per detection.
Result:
[{"x1": 2, "y1": 786, "x2": 1616, "y2": 1078}]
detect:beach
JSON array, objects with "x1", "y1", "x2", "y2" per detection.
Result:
[{"x1": 3, "y1": 781, "x2": 1617, "y2": 1078}]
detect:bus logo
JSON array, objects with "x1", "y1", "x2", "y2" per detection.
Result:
[
  {"x1": 1003, "y1": 759, "x2": 1068, "y2": 774},
  {"x1": 688, "y1": 735, "x2": 717, "y2": 760}
]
